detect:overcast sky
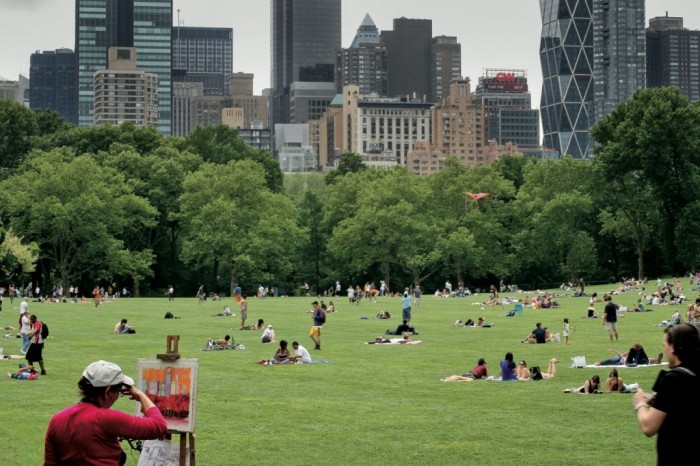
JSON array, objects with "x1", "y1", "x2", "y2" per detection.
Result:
[{"x1": 2, "y1": 0, "x2": 700, "y2": 106}]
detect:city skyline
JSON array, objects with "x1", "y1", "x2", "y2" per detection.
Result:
[{"x1": 2, "y1": 0, "x2": 699, "y2": 115}]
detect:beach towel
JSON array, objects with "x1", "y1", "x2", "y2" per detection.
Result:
[{"x1": 366, "y1": 338, "x2": 423, "y2": 345}]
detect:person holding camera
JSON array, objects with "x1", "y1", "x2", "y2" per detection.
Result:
[
  {"x1": 632, "y1": 324, "x2": 700, "y2": 465},
  {"x1": 44, "y1": 360, "x2": 167, "y2": 465}
]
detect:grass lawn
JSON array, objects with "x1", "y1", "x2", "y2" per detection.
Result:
[{"x1": 0, "y1": 281, "x2": 684, "y2": 465}]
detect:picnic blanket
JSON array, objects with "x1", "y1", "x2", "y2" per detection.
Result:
[
  {"x1": 582, "y1": 363, "x2": 667, "y2": 369},
  {"x1": 255, "y1": 359, "x2": 330, "y2": 365},
  {"x1": 366, "y1": 338, "x2": 423, "y2": 345}
]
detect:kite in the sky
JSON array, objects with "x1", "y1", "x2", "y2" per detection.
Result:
[{"x1": 464, "y1": 191, "x2": 490, "y2": 211}]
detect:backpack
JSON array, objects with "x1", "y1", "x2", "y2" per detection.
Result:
[
  {"x1": 40, "y1": 321, "x2": 49, "y2": 339},
  {"x1": 531, "y1": 366, "x2": 543, "y2": 380},
  {"x1": 321, "y1": 310, "x2": 327, "y2": 324}
]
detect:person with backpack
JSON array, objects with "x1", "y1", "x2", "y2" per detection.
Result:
[
  {"x1": 309, "y1": 301, "x2": 326, "y2": 350},
  {"x1": 26, "y1": 314, "x2": 46, "y2": 375}
]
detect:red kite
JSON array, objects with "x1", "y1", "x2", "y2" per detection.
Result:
[{"x1": 464, "y1": 192, "x2": 491, "y2": 210}]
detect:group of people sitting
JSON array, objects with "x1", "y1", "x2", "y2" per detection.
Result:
[
  {"x1": 262, "y1": 340, "x2": 312, "y2": 364},
  {"x1": 442, "y1": 354, "x2": 558, "y2": 382},
  {"x1": 521, "y1": 322, "x2": 559, "y2": 344}
]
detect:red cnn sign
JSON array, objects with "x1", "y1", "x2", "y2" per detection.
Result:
[{"x1": 495, "y1": 72, "x2": 517, "y2": 84}]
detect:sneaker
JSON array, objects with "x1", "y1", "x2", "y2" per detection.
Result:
[
  {"x1": 41, "y1": 370, "x2": 47, "y2": 375},
  {"x1": 314, "y1": 344, "x2": 320, "y2": 350},
  {"x1": 20, "y1": 350, "x2": 26, "y2": 355}
]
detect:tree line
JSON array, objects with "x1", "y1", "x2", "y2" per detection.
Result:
[{"x1": 0, "y1": 86, "x2": 698, "y2": 296}]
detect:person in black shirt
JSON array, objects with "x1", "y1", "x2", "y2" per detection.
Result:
[
  {"x1": 603, "y1": 295, "x2": 619, "y2": 342},
  {"x1": 632, "y1": 323, "x2": 700, "y2": 465},
  {"x1": 522, "y1": 322, "x2": 546, "y2": 343}
]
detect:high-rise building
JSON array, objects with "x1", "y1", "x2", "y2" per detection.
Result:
[
  {"x1": 539, "y1": 0, "x2": 593, "y2": 158},
  {"x1": 430, "y1": 36, "x2": 461, "y2": 102},
  {"x1": 93, "y1": 47, "x2": 158, "y2": 127},
  {"x1": 381, "y1": 18, "x2": 432, "y2": 100},
  {"x1": 172, "y1": 26, "x2": 233, "y2": 96},
  {"x1": 335, "y1": 14, "x2": 388, "y2": 96},
  {"x1": 0, "y1": 79, "x2": 21, "y2": 103},
  {"x1": 29, "y1": 49, "x2": 78, "y2": 124},
  {"x1": 271, "y1": 0, "x2": 341, "y2": 126},
  {"x1": 647, "y1": 15, "x2": 700, "y2": 102},
  {"x1": 592, "y1": 0, "x2": 646, "y2": 123},
  {"x1": 472, "y1": 70, "x2": 540, "y2": 149},
  {"x1": 289, "y1": 81, "x2": 336, "y2": 123},
  {"x1": 75, "y1": 0, "x2": 172, "y2": 134}
]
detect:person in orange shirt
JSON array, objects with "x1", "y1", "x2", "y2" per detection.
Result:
[{"x1": 92, "y1": 286, "x2": 101, "y2": 309}]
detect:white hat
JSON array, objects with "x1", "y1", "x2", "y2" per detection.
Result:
[
  {"x1": 267, "y1": 325, "x2": 273, "y2": 329},
  {"x1": 82, "y1": 360, "x2": 134, "y2": 387}
]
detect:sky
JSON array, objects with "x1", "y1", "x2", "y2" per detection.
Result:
[{"x1": 2, "y1": 0, "x2": 700, "y2": 108}]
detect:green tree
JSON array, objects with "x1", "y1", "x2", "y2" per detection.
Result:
[
  {"x1": 178, "y1": 160, "x2": 303, "y2": 295},
  {"x1": 0, "y1": 229, "x2": 38, "y2": 281},
  {"x1": 0, "y1": 148, "x2": 158, "y2": 287},
  {"x1": 180, "y1": 125, "x2": 283, "y2": 192},
  {"x1": 591, "y1": 87, "x2": 700, "y2": 272},
  {"x1": 0, "y1": 100, "x2": 38, "y2": 174},
  {"x1": 324, "y1": 152, "x2": 367, "y2": 185}
]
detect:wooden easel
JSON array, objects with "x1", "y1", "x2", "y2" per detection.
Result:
[{"x1": 157, "y1": 336, "x2": 196, "y2": 466}]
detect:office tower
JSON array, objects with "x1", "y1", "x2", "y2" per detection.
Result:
[
  {"x1": 381, "y1": 18, "x2": 432, "y2": 100},
  {"x1": 29, "y1": 49, "x2": 78, "y2": 124},
  {"x1": 172, "y1": 27, "x2": 233, "y2": 96},
  {"x1": 431, "y1": 36, "x2": 461, "y2": 102},
  {"x1": 335, "y1": 14, "x2": 388, "y2": 96},
  {"x1": 172, "y1": 81, "x2": 203, "y2": 136},
  {"x1": 228, "y1": 73, "x2": 269, "y2": 129},
  {"x1": 75, "y1": 0, "x2": 172, "y2": 134},
  {"x1": 592, "y1": 0, "x2": 645, "y2": 123},
  {"x1": 271, "y1": 0, "x2": 341, "y2": 126},
  {"x1": 647, "y1": 15, "x2": 700, "y2": 102},
  {"x1": 0, "y1": 79, "x2": 21, "y2": 103},
  {"x1": 93, "y1": 47, "x2": 158, "y2": 127},
  {"x1": 289, "y1": 81, "x2": 335, "y2": 123},
  {"x1": 472, "y1": 70, "x2": 540, "y2": 149},
  {"x1": 539, "y1": 0, "x2": 593, "y2": 158}
]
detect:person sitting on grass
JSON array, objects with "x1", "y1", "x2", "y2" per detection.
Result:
[
  {"x1": 500, "y1": 352, "x2": 518, "y2": 381},
  {"x1": 521, "y1": 322, "x2": 546, "y2": 343},
  {"x1": 516, "y1": 360, "x2": 531, "y2": 380},
  {"x1": 376, "y1": 310, "x2": 391, "y2": 319},
  {"x1": 113, "y1": 319, "x2": 135, "y2": 334},
  {"x1": 441, "y1": 358, "x2": 488, "y2": 382},
  {"x1": 270, "y1": 340, "x2": 292, "y2": 364},
  {"x1": 386, "y1": 319, "x2": 412, "y2": 335},
  {"x1": 261, "y1": 325, "x2": 276, "y2": 344},
  {"x1": 213, "y1": 305, "x2": 232, "y2": 317},
  {"x1": 7, "y1": 363, "x2": 38, "y2": 380}
]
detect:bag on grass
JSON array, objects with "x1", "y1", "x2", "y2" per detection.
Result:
[
  {"x1": 571, "y1": 356, "x2": 586, "y2": 368},
  {"x1": 531, "y1": 366, "x2": 543, "y2": 380}
]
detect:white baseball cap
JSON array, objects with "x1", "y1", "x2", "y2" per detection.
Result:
[{"x1": 82, "y1": 360, "x2": 134, "y2": 387}]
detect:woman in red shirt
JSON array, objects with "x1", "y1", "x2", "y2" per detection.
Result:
[{"x1": 45, "y1": 360, "x2": 168, "y2": 465}]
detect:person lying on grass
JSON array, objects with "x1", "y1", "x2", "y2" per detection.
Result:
[{"x1": 441, "y1": 357, "x2": 488, "y2": 381}]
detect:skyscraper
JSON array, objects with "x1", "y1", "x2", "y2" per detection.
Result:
[
  {"x1": 647, "y1": 15, "x2": 700, "y2": 102},
  {"x1": 172, "y1": 27, "x2": 233, "y2": 96},
  {"x1": 539, "y1": 0, "x2": 593, "y2": 158},
  {"x1": 270, "y1": 0, "x2": 341, "y2": 126},
  {"x1": 592, "y1": 0, "x2": 646, "y2": 123},
  {"x1": 75, "y1": 0, "x2": 172, "y2": 134},
  {"x1": 29, "y1": 49, "x2": 78, "y2": 124},
  {"x1": 335, "y1": 14, "x2": 388, "y2": 96},
  {"x1": 430, "y1": 36, "x2": 461, "y2": 102},
  {"x1": 381, "y1": 18, "x2": 432, "y2": 100}
]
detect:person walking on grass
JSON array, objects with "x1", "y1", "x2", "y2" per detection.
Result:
[
  {"x1": 563, "y1": 318, "x2": 571, "y2": 345},
  {"x1": 310, "y1": 301, "x2": 325, "y2": 350},
  {"x1": 603, "y1": 295, "x2": 619, "y2": 342},
  {"x1": 239, "y1": 295, "x2": 248, "y2": 330}
]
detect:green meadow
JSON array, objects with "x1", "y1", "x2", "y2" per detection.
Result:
[{"x1": 0, "y1": 281, "x2": 682, "y2": 465}]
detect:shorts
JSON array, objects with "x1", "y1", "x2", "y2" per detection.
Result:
[
  {"x1": 26, "y1": 342, "x2": 43, "y2": 363},
  {"x1": 605, "y1": 322, "x2": 618, "y2": 331},
  {"x1": 309, "y1": 326, "x2": 321, "y2": 337},
  {"x1": 240, "y1": 309, "x2": 247, "y2": 320}
]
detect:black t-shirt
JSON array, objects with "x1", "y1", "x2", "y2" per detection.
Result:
[
  {"x1": 604, "y1": 301, "x2": 618, "y2": 323},
  {"x1": 532, "y1": 327, "x2": 546, "y2": 343},
  {"x1": 651, "y1": 366, "x2": 700, "y2": 465}
]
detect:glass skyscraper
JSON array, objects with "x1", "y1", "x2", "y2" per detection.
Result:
[
  {"x1": 172, "y1": 27, "x2": 233, "y2": 96},
  {"x1": 592, "y1": 0, "x2": 646, "y2": 124},
  {"x1": 271, "y1": 0, "x2": 341, "y2": 126},
  {"x1": 539, "y1": 0, "x2": 593, "y2": 158},
  {"x1": 75, "y1": 0, "x2": 172, "y2": 134}
]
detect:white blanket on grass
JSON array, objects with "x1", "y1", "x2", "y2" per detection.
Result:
[{"x1": 582, "y1": 363, "x2": 668, "y2": 369}]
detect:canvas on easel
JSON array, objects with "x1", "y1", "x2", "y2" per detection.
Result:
[{"x1": 136, "y1": 358, "x2": 199, "y2": 433}]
